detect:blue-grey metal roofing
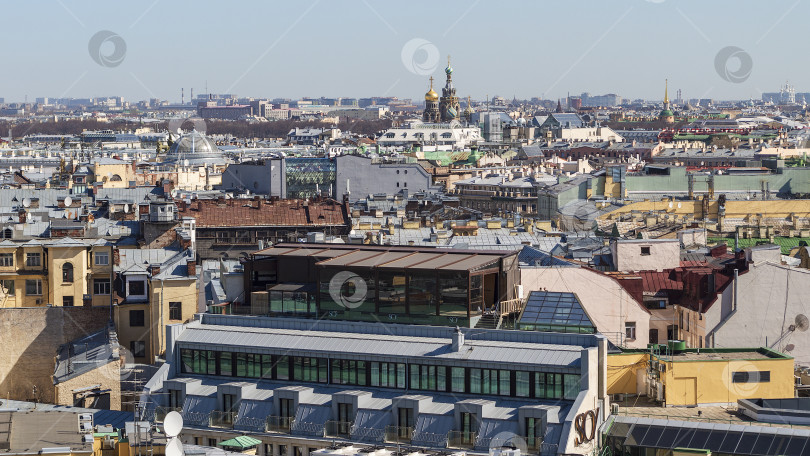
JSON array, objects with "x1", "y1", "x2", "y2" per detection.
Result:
[
  {"x1": 234, "y1": 400, "x2": 273, "y2": 432},
  {"x1": 412, "y1": 414, "x2": 455, "y2": 446},
  {"x1": 175, "y1": 322, "x2": 585, "y2": 369},
  {"x1": 183, "y1": 395, "x2": 217, "y2": 426}
]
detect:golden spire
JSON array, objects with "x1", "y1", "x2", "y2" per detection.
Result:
[
  {"x1": 664, "y1": 79, "x2": 670, "y2": 105},
  {"x1": 425, "y1": 76, "x2": 438, "y2": 102}
]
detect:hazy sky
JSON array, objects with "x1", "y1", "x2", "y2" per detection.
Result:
[{"x1": 2, "y1": 0, "x2": 808, "y2": 103}]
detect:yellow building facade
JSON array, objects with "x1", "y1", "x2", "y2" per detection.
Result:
[{"x1": 608, "y1": 347, "x2": 794, "y2": 406}]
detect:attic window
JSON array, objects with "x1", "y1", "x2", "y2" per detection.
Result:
[{"x1": 640, "y1": 246, "x2": 651, "y2": 256}]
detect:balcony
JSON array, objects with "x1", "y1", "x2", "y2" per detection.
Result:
[
  {"x1": 447, "y1": 431, "x2": 477, "y2": 449},
  {"x1": 324, "y1": 420, "x2": 354, "y2": 438},
  {"x1": 266, "y1": 415, "x2": 293, "y2": 434},
  {"x1": 154, "y1": 406, "x2": 182, "y2": 423},
  {"x1": 210, "y1": 411, "x2": 236, "y2": 429},
  {"x1": 384, "y1": 425, "x2": 413, "y2": 444}
]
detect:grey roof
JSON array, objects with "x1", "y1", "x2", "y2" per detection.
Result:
[
  {"x1": 176, "y1": 316, "x2": 588, "y2": 369},
  {"x1": 53, "y1": 326, "x2": 117, "y2": 384}
]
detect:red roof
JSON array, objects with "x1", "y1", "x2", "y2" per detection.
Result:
[
  {"x1": 178, "y1": 198, "x2": 349, "y2": 228},
  {"x1": 638, "y1": 271, "x2": 683, "y2": 294}
]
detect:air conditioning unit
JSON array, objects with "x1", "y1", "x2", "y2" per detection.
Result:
[
  {"x1": 796, "y1": 376, "x2": 803, "y2": 386},
  {"x1": 656, "y1": 386, "x2": 664, "y2": 402},
  {"x1": 82, "y1": 434, "x2": 94, "y2": 444},
  {"x1": 79, "y1": 422, "x2": 92, "y2": 432}
]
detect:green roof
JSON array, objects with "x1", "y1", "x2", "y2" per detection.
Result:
[
  {"x1": 708, "y1": 237, "x2": 810, "y2": 255},
  {"x1": 218, "y1": 436, "x2": 262, "y2": 449}
]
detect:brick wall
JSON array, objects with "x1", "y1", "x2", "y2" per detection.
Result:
[{"x1": 0, "y1": 306, "x2": 110, "y2": 403}]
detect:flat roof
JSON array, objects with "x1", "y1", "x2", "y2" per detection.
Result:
[{"x1": 0, "y1": 411, "x2": 92, "y2": 453}]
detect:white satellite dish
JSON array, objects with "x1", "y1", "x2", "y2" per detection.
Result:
[
  {"x1": 164, "y1": 411, "x2": 184, "y2": 437},
  {"x1": 183, "y1": 159, "x2": 190, "y2": 167},
  {"x1": 63, "y1": 196, "x2": 73, "y2": 207},
  {"x1": 668, "y1": 202, "x2": 673, "y2": 209},
  {"x1": 166, "y1": 437, "x2": 184, "y2": 456},
  {"x1": 123, "y1": 204, "x2": 130, "y2": 213},
  {"x1": 22, "y1": 198, "x2": 30, "y2": 208},
  {"x1": 677, "y1": 202, "x2": 682, "y2": 209}
]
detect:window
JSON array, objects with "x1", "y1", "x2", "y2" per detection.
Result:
[
  {"x1": 398, "y1": 407, "x2": 414, "y2": 432},
  {"x1": 95, "y1": 252, "x2": 109, "y2": 266},
  {"x1": 337, "y1": 403, "x2": 352, "y2": 435},
  {"x1": 62, "y1": 296, "x2": 74, "y2": 307},
  {"x1": 25, "y1": 279, "x2": 42, "y2": 295},
  {"x1": 370, "y1": 362, "x2": 405, "y2": 388},
  {"x1": 1, "y1": 228, "x2": 11, "y2": 239},
  {"x1": 516, "y1": 371, "x2": 530, "y2": 397},
  {"x1": 625, "y1": 322, "x2": 636, "y2": 340},
  {"x1": 62, "y1": 263, "x2": 74, "y2": 283},
  {"x1": 732, "y1": 371, "x2": 770, "y2": 383},
  {"x1": 1, "y1": 280, "x2": 14, "y2": 296},
  {"x1": 649, "y1": 329, "x2": 659, "y2": 344},
  {"x1": 0, "y1": 253, "x2": 13, "y2": 267},
  {"x1": 25, "y1": 252, "x2": 41, "y2": 267},
  {"x1": 451, "y1": 367, "x2": 465, "y2": 393},
  {"x1": 208, "y1": 439, "x2": 217, "y2": 448},
  {"x1": 526, "y1": 417, "x2": 543, "y2": 448},
  {"x1": 640, "y1": 246, "x2": 651, "y2": 255},
  {"x1": 460, "y1": 412, "x2": 476, "y2": 444},
  {"x1": 129, "y1": 280, "x2": 146, "y2": 296},
  {"x1": 279, "y1": 398, "x2": 294, "y2": 419},
  {"x1": 131, "y1": 341, "x2": 146, "y2": 358},
  {"x1": 129, "y1": 310, "x2": 145, "y2": 327},
  {"x1": 169, "y1": 389, "x2": 182, "y2": 409},
  {"x1": 169, "y1": 302, "x2": 182, "y2": 320},
  {"x1": 94, "y1": 278, "x2": 111, "y2": 295}
]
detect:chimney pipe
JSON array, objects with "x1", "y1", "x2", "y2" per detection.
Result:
[{"x1": 451, "y1": 326, "x2": 465, "y2": 352}]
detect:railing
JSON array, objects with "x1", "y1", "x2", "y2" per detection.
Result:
[
  {"x1": 210, "y1": 411, "x2": 236, "y2": 429},
  {"x1": 182, "y1": 411, "x2": 211, "y2": 427},
  {"x1": 266, "y1": 415, "x2": 293, "y2": 433},
  {"x1": 447, "y1": 431, "x2": 477, "y2": 449},
  {"x1": 615, "y1": 410, "x2": 804, "y2": 429},
  {"x1": 410, "y1": 431, "x2": 449, "y2": 447},
  {"x1": 498, "y1": 298, "x2": 525, "y2": 316},
  {"x1": 234, "y1": 415, "x2": 266, "y2": 432},
  {"x1": 324, "y1": 420, "x2": 354, "y2": 438},
  {"x1": 290, "y1": 420, "x2": 324, "y2": 436},
  {"x1": 351, "y1": 426, "x2": 385, "y2": 443},
  {"x1": 154, "y1": 406, "x2": 182, "y2": 423},
  {"x1": 526, "y1": 437, "x2": 543, "y2": 451},
  {"x1": 384, "y1": 425, "x2": 413, "y2": 444}
]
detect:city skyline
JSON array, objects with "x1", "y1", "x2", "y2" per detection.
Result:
[{"x1": 3, "y1": 0, "x2": 810, "y2": 103}]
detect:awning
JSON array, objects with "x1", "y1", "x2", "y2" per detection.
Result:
[{"x1": 218, "y1": 436, "x2": 261, "y2": 449}]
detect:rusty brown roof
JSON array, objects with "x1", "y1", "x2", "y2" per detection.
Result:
[{"x1": 179, "y1": 198, "x2": 349, "y2": 228}]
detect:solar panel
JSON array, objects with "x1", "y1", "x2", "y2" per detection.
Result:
[{"x1": 518, "y1": 291, "x2": 596, "y2": 333}]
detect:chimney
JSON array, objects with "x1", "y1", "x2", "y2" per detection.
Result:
[
  {"x1": 187, "y1": 259, "x2": 197, "y2": 277},
  {"x1": 113, "y1": 247, "x2": 120, "y2": 266},
  {"x1": 451, "y1": 326, "x2": 465, "y2": 352},
  {"x1": 149, "y1": 265, "x2": 161, "y2": 276},
  {"x1": 18, "y1": 210, "x2": 26, "y2": 224}
]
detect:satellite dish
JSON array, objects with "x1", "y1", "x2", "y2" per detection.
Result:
[
  {"x1": 22, "y1": 198, "x2": 30, "y2": 208},
  {"x1": 64, "y1": 196, "x2": 72, "y2": 207},
  {"x1": 166, "y1": 437, "x2": 184, "y2": 456},
  {"x1": 124, "y1": 204, "x2": 130, "y2": 213},
  {"x1": 796, "y1": 314, "x2": 809, "y2": 332},
  {"x1": 668, "y1": 202, "x2": 673, "y2": 209},
  {"x1": 677, "y1": 202, "x2": 682, "y2": 209},
  {"x1": 183, "y1": 159, "x2": 190, "y2": 167},
  {"x1": 785, "y1": 344, "x2": 795, "y2": 352},
  {"x1": 164, "y1": 411, "x2": 184, "y2": 437}
]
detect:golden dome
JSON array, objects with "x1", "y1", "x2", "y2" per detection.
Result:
[{"x1": 425, "y1": 76, "x2": 438, "y2": 102}]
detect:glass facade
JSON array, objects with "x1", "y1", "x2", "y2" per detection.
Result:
[
  {"x1": 316, "y1": 267, "x2": 494, "y2": 326},
  {"x1": 179, "y1": 348, "x2": 581, "y2": 401},
  {"x1": 285, "y1": 157, "x2": 336, "y2": 199}
]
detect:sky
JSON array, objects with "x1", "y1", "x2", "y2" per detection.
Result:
[{"x1": 1, "y1": 0, "x2": 808, "y2": 103}]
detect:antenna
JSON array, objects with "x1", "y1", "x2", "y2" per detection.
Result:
[
  {"x1": 163, "y1": 411, "x2": 183, "y2": 437},
  {"x1": 795, "y1": 314, "x2": 809, "y2": 332}
]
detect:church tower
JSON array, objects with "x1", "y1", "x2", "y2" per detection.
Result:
[
  {"x1": 439, "y1": 56, "x2": 461, "y2": 122},
  {"x1": 422, "y1": 76, "x2": 440, "y2": 123},
  {"x1": 659, "y1": 79, "x2": 675, "y2": 124}
]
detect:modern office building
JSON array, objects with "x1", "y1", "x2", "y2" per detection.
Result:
[
  {"x1": 240, "y1": 243, "x2": 520, "y2": 328},
  {"x1": 141, "y1": 313, "x2": 610, "y2": 456}
]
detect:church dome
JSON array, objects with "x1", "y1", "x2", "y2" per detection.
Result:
[
  {"x1": 164, "y1": 130, "x2": 222, "y2": 166},
  {"x1": 425, "y1": 88, "x2": 439, "y2": 102}
]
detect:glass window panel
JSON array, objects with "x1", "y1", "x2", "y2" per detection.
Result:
[
  {"x1": 452, "y1": 367, "x2": 465, "y2": 393},
  {"x1": 219, "y1": 352, "x2": 233, "y2": 377},
  {"x1": 438, "y1": 272, "x2": 468, "y2": 318},
  {"x1": 378, "y1": 270, "x2": 407, "y2": 314},
  {"x1": 516, "y1": 371, "x2": 530, "y2": 397},
  {"x1": 408, "y1": 271, "x2": 437, "y2": 316},
  {"x1": 499, "y1": 370, "x2": 510, "y2": 396}
]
